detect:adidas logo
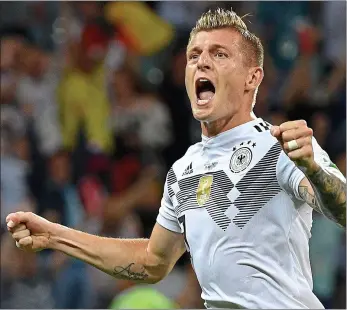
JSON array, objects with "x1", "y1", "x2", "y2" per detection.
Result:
[{"x1": 182, "y1": 162, "x2": 193, "y2": 176}]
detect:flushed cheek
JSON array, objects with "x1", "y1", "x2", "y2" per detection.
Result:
[
  {"x1": 185, "y1": 78, "x2": 194, "y2": 99},
  {"x1": 187, "y1": 84, "x2": 195, "y2": 101}
]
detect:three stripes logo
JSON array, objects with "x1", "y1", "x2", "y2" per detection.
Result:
[{"x1": 182, "y1": 162, "x2": 193, "y2": 176}]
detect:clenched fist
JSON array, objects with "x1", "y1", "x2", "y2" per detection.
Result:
[
  {"x1": 6, "y1": 211, "x2": 54, "y2": 252},
  {"x1": 270, "y1": 120, "x2": 319, "y2": 174}
]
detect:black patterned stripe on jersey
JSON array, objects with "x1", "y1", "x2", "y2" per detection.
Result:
[
  {"x1": 205, "y1": 170, "x2": 234, "y2": 230},
  {"x1": 174, "y1": 170, "x2": 234, "y2": 231},
  {"x1": 167, "y1": 167, "x2": 177, "y2": 198},
  {"x1": 233, "y1": 142, "x2": 282, "y2": 228},
  {"x1": 175, "y1": 174, "x2": 201, "y2": 205}
]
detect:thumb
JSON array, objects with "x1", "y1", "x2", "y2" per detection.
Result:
[{"x1": 6, "y1": 211, "x2": 30, "y2": 228}]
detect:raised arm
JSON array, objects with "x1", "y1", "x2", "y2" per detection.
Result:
[
  {"x1": 299, "y1": 167, "x2": 346, "y2": 228},
  {"x1": 271, "y1": 120, "x2": 346, "y2": 228},
  {"x1": 6, "y1": 212, "x2": 186, "y2": 284}
]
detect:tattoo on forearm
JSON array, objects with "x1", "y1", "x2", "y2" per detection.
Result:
[
  {"x1": 300, "y1": 166, "x2": 346, "y2": 227},
  {"x1": 298, "y1": 186, "x2": 317, "y2": 206},
  {"x1": 113, "y1": 263, "x2": 149, "y2": 281}
]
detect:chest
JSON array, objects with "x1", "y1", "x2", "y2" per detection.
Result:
[{"x1": 169, "y1": 142, "x2": 283, "y2": 232}]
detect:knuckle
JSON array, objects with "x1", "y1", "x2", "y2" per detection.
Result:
[
  {"x1": 21, "y1": 229, "x2": 30, "y2": 237},
  {"x1": 13, "y1": 229, "x2": 30, "y2": 240},
  {"x1": 299, "y1": 119, "x2": 307, "y2": 126},
  {"x1": 282, "y1": 131, "x2": 289, "y2": 141},
  {"x1": 14, "y1": 224, "x2": 25, "y2": 232},
  {"x1": 303, "y1": 145, "x2": 312, "y2": 154},
  {"x1": 12, "y1": 232, "x2": 20, "y2": 240},
  {"x1": 19, "y1": 238, "x2": 27, "y2": 245},
  {"x1": 300, "y1": 137, "x2": 308, "y2": 146},
  {"x1": 307, "y1": 127, "x2": 313, "y2": 136},
  {"x1": 279, "y1": 122, "x2": 290, "y2": 131}
]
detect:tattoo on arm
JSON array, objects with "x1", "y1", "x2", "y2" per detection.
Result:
[
  {"x1": 113, "y1": 263, "x2": 149, "y2": 281},
  {"x1": 298, "y1": 185, "x2": 325, "y2": 216},
  {"x1": 299, "y1": 166, "x2": 346, "y2": 227}
]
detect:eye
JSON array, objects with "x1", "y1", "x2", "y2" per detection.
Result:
[
  {"x1": 189, "y1": 53, "x2": 199, "y2": 60},
  {"x1": 216, "y1": 52, "x2": 227, "y2": 59}
]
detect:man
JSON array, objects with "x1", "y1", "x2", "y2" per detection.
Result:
[{"x1": 6, "y1": 8, "x2": 346, "y2": 309}]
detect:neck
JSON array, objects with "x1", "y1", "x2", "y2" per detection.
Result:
[{"x1": 201, "y1": 111, "x2": 257, "y2": 137}]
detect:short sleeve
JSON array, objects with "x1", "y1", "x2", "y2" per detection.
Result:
[
  {"x1": 156, "y1": 176, "x2": 181, "y2": 233},
  {"x1": 277, "y1": 137, "x2": 346, "y2": 201},
  {"x1": 277, "y1": 150, "x2": 306, "y2": 201}
]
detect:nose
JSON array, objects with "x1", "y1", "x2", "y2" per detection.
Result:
[{"x1": 197, "y1": 52, "x2": 212, "y2": 71}]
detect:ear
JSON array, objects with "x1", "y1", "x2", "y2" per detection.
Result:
[{"x1": 245, "y1": 67, "x2": 264, "y2": 91}]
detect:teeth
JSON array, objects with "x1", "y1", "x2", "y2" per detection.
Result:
[{"x1": 197, "y1": 96, "x2": 214, "y2": 105}]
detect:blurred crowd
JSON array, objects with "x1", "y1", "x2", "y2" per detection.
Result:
[{"x1": 0, "y1": 1, "x2": 345, "y2": 309}]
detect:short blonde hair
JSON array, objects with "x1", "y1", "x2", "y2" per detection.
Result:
[{"x1": 189, "y1": 8, "x2": 264, "y2": 67}]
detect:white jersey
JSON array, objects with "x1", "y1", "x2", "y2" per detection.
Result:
[{"x1": 157, "y1": 118, "x2": 332, "y2": 309}]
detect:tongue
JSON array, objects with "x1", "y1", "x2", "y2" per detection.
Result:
[{"x1": 199, "y1": 91, "x2": 214, "y2": 100}]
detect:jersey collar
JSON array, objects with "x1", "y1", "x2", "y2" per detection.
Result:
[{"x1": 201, "y1": 118, "x2": 264, "y2": 147}]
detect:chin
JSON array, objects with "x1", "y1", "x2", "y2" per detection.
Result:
[
  {"x1": 192, "y1": 109, "x2": 215, "y2": 122},
  {"x1": 191, "y1": 100, "x2": 216, "y2": 122}
]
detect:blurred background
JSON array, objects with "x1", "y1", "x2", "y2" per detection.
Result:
[{"x1": 0, "y1": 1, "x2": 345, "y2": 309}]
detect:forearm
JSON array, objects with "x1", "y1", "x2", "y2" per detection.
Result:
[
  {"x1": 48, "y1": 224, "x2": 165, "y2": 283},
  {"x1": 301, "y1": 165, "x2": 346, "y2": 227}
]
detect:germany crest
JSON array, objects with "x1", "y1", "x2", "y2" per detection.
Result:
[{"x1": 196, "y1": 175, "x2": 213, "y2": 206}]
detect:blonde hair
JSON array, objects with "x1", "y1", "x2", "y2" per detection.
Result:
[{"x1": 189, "y1": 8, "x2": 264, "y2": 67}]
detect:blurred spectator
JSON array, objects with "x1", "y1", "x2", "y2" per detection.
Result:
[
  {"x1": 310, "y1": 112, "x2": 331, "y2": 148},
  {"x1": 16, "y1": 44, "x2": 62, "y2": 157},
  {"x1": 159, "y1": 38, "x2": 198, "y2": 167},
  {"x1": 320, "y1": 1, "x2": 346, "y2": 128},
  {"x1": 38, "y1": 150, "x2": 92, "y2": 309},
  {"x1": 254, "y1": 1, "x2": 323, "y2": 113},
  {"x1": 110, "y1": 65, "x2": 173, "y2": 153},
  {"x1": 1, "y1": 234, "x2": 55, "y2": 309},
  {"x1": 310, "y1": 213, "x2": 344, "y2": 309},
  {"x1": 39, "y1": 150, "x2": 84, "y2": 226},
  {"x1": 58, "y1": 36, "x2": 113, "y2": 156},
  {"x1": 107, "y1": 64, "x2": 172, "y2": 239},
  {"x1": 0, "y1": 132, "x2": 32, "y2": 227},
  {"x1": 28, "y1": 2, "x2": 60, "y2": 51},
  {"x1": 322, "y1": 1, "x2": 346, "y2": 68}
]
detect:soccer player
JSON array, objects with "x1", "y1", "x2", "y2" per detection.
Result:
[{"x1": 6, "y1": 8, "x2": 346, "y2": 309}]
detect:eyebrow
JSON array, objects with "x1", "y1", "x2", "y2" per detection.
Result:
[
  {"x1": 187, "y1": 43, "x2": 229, "y2": 55},
  {"x1": 186, "y1": 46, "x2": 201, "y2": 55}
]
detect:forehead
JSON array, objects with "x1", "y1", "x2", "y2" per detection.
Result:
[{"x1": 187, "y1": 28, "x2": 242, "y2": 51}]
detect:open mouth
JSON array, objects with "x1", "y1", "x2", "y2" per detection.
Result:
[{"x1": 195, "y1": 78, "x2": 215, "y2": 104}]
